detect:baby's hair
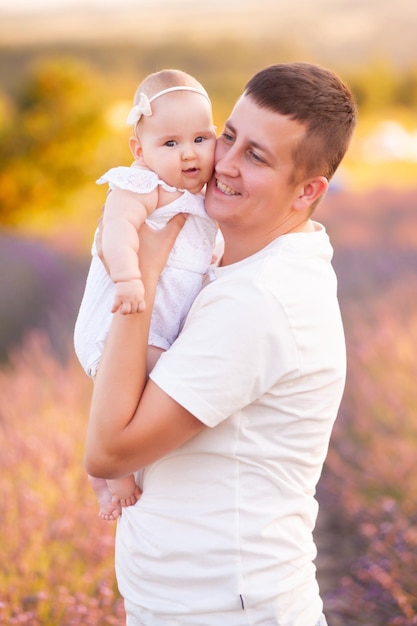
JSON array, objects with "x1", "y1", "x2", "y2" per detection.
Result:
[{"x1": 133, "y1": 69, "x2": 209, "y2": 104}]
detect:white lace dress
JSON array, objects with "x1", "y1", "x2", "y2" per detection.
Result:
[{"x1": 74, "y1": 166, "x2": 218, "y2": 378}]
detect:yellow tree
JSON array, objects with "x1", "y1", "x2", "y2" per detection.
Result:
[{"x1": 0, "y1": 58, "x2": 106, "y2": 230}]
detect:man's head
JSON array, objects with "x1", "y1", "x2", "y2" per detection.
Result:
[{"x1": 244, "y1": 63, "x2": 357, "y2": 183}]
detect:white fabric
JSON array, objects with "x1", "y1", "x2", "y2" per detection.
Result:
[
  {"x1": 126, "y1": 87, "x2": 211, "y2": 125},
  {"x1": 116, "y1": 224, "x2": 346, "y2": 625},
  {"x1": 96, "y1": 165, "x2": 178, "y2": 193},
  {"x1": 74, "y1": 166, "x2": 217, "y2": 378}
]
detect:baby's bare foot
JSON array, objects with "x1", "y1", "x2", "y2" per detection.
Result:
[
  {"x1": 89, "y1": 475, "x2": 122, "y2": 521},
  {"x1": 120, "y1": 484, "x2": 142, "y2": 508},
  {"x1": 99, "y1": 493, "x2": 122, "y2": 521}
]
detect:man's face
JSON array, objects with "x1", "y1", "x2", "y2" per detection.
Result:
[{"x1": 205, "y1": 94, "x2": 308, "y2": 241}]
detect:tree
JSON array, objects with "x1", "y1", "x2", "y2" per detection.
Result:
[{"x1": 0, "y1": 58, "x2": 106, "y2": 228}]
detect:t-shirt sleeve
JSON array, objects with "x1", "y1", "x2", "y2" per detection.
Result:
[{"x1": 149, "y1": 279, "x2": 299, "y2": 427}]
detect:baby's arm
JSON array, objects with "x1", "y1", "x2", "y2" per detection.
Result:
[{"x1": 102, "y1": 186, "x2": 157, "y2": 314}]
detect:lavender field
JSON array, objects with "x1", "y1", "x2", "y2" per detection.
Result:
[
  {"x1": 1, "y1": 186, "x2": 417, "y2": 624},
  {"x1": 0, "y1": 335, "x2": 125, "y2": 625},
  {"x1": 315, "y1": 187, "x2": 417, "y2": 624},
  {"x1": 1, "y1": 3, "x2": 417, "y2": 621}
]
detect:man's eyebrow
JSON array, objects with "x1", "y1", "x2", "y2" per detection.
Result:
[
  {"x1": 224, "y1": 120, "x2": 234, "y2": 132},
  {"x1": 225, "y1": 119, "x2": 271, "y2": 152}
]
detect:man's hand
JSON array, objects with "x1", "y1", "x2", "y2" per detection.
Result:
[{"x1": 138, "y1": 214, "x2": 188, "y2": 283}]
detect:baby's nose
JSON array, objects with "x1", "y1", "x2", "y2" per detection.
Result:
[{"x1": 182, "y1": 144, "x2": 196, "y2": 160}]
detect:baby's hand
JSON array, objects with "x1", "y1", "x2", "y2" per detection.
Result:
[{"x1": 112, "y1": 278, "x2": 146, "y2": 314}]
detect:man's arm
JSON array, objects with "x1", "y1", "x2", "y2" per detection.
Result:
[{"x1": 84, "y1": 215, "x2": 205, "y2": 479}]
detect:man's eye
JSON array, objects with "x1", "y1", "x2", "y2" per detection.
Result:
[
  {"x1": 221, "y1": 131, "x2": 234, "y2": 143},
  {"x1": 249, "y1": 150, "x2": 265, "y2": 163}
]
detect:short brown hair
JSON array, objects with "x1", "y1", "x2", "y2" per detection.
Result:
[{"x1": 245, "y1": 63, "x2": 357, "y2": 182}]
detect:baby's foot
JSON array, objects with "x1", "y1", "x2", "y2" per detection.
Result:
[
  {"x1": 119, "y1": 483, "x2": 142, "y2": 509},
  {"x1": 99, "y1": 493, "x2": 123, "y2": 521},
  {"x1": 88, "y1": 475, "x2": 122, "y2": 521}
]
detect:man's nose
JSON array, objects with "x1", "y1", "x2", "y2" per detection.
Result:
[{"x1": 214, "y1": 143, "x2": 239, "y2": 177}]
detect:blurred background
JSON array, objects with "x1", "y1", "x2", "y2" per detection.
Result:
[{"x1": 0, "y1": 1, "x2": 416, "y2": 624}]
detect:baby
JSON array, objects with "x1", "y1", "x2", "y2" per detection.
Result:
[{"x1": 74, "y1": 69, "x2": 218, "y2": 520}]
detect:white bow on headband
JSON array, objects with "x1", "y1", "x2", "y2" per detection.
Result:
[
  {"x1": 126, "y1": 93, "x2": 152, "y2": 125},
  {"x1": 126, "y1": 86, "x2": 211, "y2": 126}
]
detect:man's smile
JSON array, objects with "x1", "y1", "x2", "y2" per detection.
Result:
[{"x1": 216, "y1": 180, "x2": 240, "y2": 196}]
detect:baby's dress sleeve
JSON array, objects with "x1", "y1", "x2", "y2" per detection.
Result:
[{"x1": 96, "y1": 166, "x2": 178, "y2": 194}]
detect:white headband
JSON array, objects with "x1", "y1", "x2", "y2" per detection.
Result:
[{"x1": 126, "y1": 86, "x2": 211, "y2": 126}]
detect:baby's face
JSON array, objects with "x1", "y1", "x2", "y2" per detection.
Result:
[{"x1": 136, "y1": 91, "x2": 216, "y2": 194}]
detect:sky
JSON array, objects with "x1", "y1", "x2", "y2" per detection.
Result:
[
  {"x1": 0, "y1": 0, "x2": 182, "y2": 8},
  {"x1": 0, "y1": 0, "x2": 402, "y2": 10},
  {"x1": 1, "y1": 0, "x2": 416, "y2": 70},
  {"x1": 0, "y1": 0, "x2": 157, "y2": 9}
]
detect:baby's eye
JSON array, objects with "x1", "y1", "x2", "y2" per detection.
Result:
[
  {"x1": 165, "y1": 140, "x2": 177, "y2": 147},
  {"x1": 194, "y1": 136, "x2": 205, "y2": 144}
]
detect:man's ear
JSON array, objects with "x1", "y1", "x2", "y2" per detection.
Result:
[
  {"x1": 294, "y1": 176, "x2": 329, "y2": 211},
  {"x1": 129, "y1": 135, "x2": 146, "y2": 165}
]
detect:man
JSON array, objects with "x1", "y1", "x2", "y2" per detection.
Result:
[{"x1": 85, "y1": 62, "x2": 357, "y2": 626}]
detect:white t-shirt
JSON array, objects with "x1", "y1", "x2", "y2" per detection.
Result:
[{"x1": 116, "y1": 223, "x2": 346, "y2": 626}]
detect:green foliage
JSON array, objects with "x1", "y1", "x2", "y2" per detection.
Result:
[
  {"x1": 0, "y1": 57, "x2": 106, "y2": 227},
  {"x1": 0, "y1": 42, "x2": 416, "y2": 232},
  {"x1": 346, "y1": 58, "x2": 417, "y2": 113},
  {"x1": 396, "y1": 68, "x2": 417, "y2": 108}
]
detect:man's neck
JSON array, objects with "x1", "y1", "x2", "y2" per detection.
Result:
[{"x1": 219, "y1": 218, "x2": 315, "y2": 266}]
